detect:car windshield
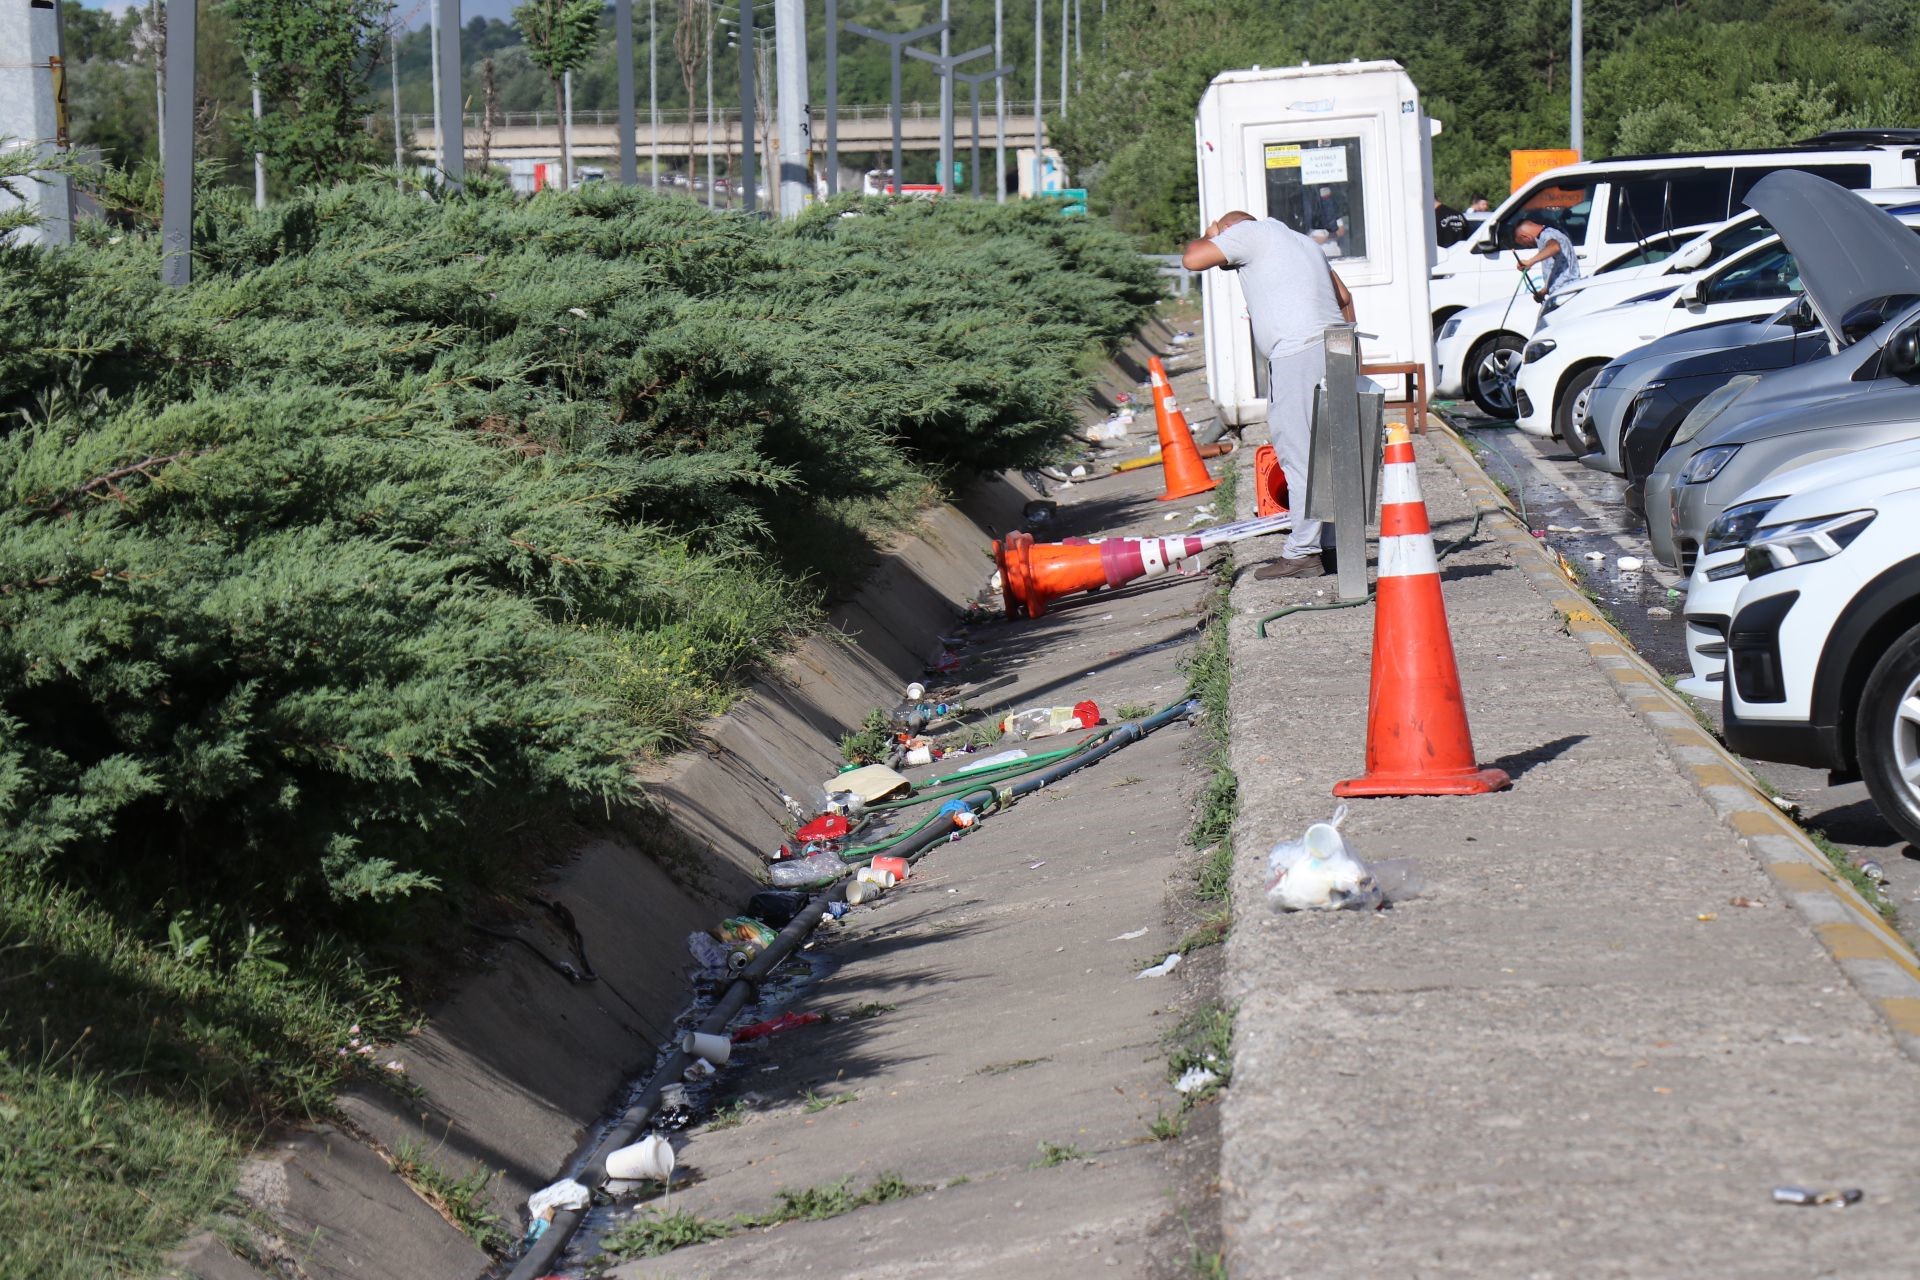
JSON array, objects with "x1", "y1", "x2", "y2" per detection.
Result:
[{"x1": 1843, "y1": 294, "x2": 1920, "y2": 344}]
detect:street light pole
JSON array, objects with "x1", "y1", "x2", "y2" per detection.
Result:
[
  {"x1": 617, "y1": 0, "x2": 637, "y2": 184},
  {"x1": 774, "y1": 0, "x2": 809, "y2": 217},
  {"x1": 160, "y1": 0, "x2": 196, "y2": 284},
  {"x1": 1570, "y1": 0, "x2": 1584, "y2": 158},
  {"x1": 1032, "y1": 0, "x2": 1042, "y2": 198},
  {"x1": 650, "y1": 0, "x2": 659, "y2": 187},
  {"x1": 737, "y1": 0, "x2": 755, "y2": 211},
  {"x1": 994, "y1": 0, "x2": 1005, "y2": 202},
  {"x1": 824, "y1": 0, "x2": 838, "y2": 195},
  {"x1": 938, "y1": 0, "x2": 950, "y2": 192},
  {"x1": 433, "y1": 0, "x2": 464, "y2": 189},
  {"x1": 957, "y1": 65, "x2": 1012, "y2": 199},
  {"x1": 844, "y1": 19, "x2": 948, "y2": 194},
  {"x1": 908, "y1": 42, "x2": 993, "y2": 195},
  {"x1": 1057, "y1": 0, "x2": 1066, "y2": 116},
  {"x1": 707, "y1": 9, "x2": 716, "y2": 206}
]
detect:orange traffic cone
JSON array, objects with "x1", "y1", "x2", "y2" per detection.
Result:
[
  {"x1": 1253, "y1": 444, "x2": 1289, "y2": 517},
  {"x1": 1334, "y1": 424, "x2": 1510, "y2": 798},
  {"x1": 1146, "y1": 356, "x2": 1218, "y2": 502},
  {"x1": 996, "y1": 515, "x2": 1291, "y2": 618}
]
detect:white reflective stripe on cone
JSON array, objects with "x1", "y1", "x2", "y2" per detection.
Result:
[
  {"x1": 1381, "y1": 461, "x2": 1422, "y2": 506},
  {"x1": 1378, "y1": 534, "x2": 1439, "y2": 580},
  {"x1": 1139, "y1": 540, "x2": 1167, "y2": 574}
]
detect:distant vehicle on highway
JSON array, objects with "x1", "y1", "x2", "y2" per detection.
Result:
[
  {"x1": 1719, "y1": 445, "x2": 1920, "y2": 847},
  {"x1": 1428, "y1": 132, "x2": 1920, "y2": 332},
  {"x1": 1648, "y1": 174, "x2": 1920, "y2": 572}
]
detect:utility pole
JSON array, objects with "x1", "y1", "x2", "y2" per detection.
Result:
[
  {"x1": 1073, "y1": 0, "x2": 1081, "y2": 96},
  {"x1": 706, "y1": 7, "x2": 716, "y2": 207},
  {"x1": 845, "y1": 19, "x2": 948, "y2": 195},
  {"x1": 389, "y1": 17, "x2": 405, "y2": 188},
  {"x1": 774, "y1": 0, "x2": 809, "y2": 216},
  {"x1": 1057, "y1": 0, "x2": 1066, "y2": 116},
  {"x1": 1032, "y1": 0, "x2": 1042, "y2": 198},
  {"x1": 1570, "y1": 0, "x2": 1584, "y2": 158},
  {"x1": 737, "y1": 0, "x2": 756, "y2": 212},
  {"x1": 251, "y1": 70, "x2": 267, "y2": 209},
  {"x1": 562, "y1": 69, "x2": 575, "y2": 188},
  {"x1": 0, "y1": 0, "x2": 73, "y2": 246},
  {"x1": 434, "y1": 0, "x2": 464, "y2": 189},
  {"x1": 429, "y1": 0, "x2": 443, "y2": 169},
  {"x1": 993, "y1": 0, "x2": 1005, "y2": 202},
  {"x1": 617, "y1": 0, "x2": 636, "y2": 183},
  {"x1": 908, "y1": 42, "x2": 992, "y2": 195},
  {"x1": 650, "y1": 0, "x2": 659, "y2": 187},
  {"x1": 824, "y1": 0, "x2": 838, "y2": 195},
  {"x1": 957, "y1": 65, "x2": 1012, "y2": 199},
  {"x1": 160, "y1": 0, "x2": 195, "y2": 284}
]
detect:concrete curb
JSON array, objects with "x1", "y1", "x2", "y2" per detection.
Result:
[{"x1": 1429, "y1": 420, "x2": 1920, "y2": 1063}]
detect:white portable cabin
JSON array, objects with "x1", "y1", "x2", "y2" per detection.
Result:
[{"x1": 1194, "y1": 61, "x2": 1438, "y2": 425}]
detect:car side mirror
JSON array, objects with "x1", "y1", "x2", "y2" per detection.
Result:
[
  {"x1": 1677, "y1": 277, "x2": 1706, "y2": 308},
  {"x1": 1887, "y1": 327, "x2": 1920, "y2": 378},
  {"x1": 1668, "y1": 239, "x2": 1712, "y2": 272},
  {"x1": 1471, "y1": 235, "x2": 1502, "y2": 256}
]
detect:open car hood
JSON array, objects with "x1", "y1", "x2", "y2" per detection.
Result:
[{"x1": 1745, "y1": 171, "x2": 1920, "y2": 346}]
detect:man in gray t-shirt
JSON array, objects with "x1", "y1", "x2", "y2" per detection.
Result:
[
  {"x1": 1183, "y1": 211, "x2": 1354, "y2": 576},
  {"x1": 1514, "y1": 219, "x2": 1582, "y2": 296}
]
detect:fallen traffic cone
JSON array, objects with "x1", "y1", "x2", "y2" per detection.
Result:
[
  {"x1": 1147, "y1": 356, "x2": 1218, "y2": 502},
  {"x1": 1334, "y1": 424, "x2": 1510, "y2": 798},
  {"x1": 998, "y1": 514, "x2": 1290, "y2": 618},
  {"x1": 1253, "y1": 444, "x2": 1289, "y2": 517}
]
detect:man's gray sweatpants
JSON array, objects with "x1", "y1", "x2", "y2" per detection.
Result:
[{"x1": 1268, "y1": 343, "x2": 1326, "y2": 560}]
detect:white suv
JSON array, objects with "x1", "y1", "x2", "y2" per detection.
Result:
[{"x1": 1722, "y1": 450, "x2": 1920, "y2": 846}]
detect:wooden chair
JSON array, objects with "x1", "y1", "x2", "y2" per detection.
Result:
[{"x1": 1359, "y1": 361, "x2": 1429, "y2": 435}]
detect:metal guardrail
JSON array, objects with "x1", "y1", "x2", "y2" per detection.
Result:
[
  {"x1": 1143, "y1": 253, "x2": 1194, "y2": 299},
  {"x1": 401, "y1": 100, "x2": 1045, "y2": 132}
]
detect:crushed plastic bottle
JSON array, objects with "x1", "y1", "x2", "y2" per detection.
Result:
[
  {"x1": 1000, "y1": 700, "x2": 1101, "y2": 740},
  {"x1": 768, "y1": 851, "x2": 846, "y2": 888}
]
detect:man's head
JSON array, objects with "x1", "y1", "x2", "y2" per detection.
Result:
[
  {"x1": 1469, "y1": 197, "x2": 1490, "y2": 212},
  {"x1": 1513, "y1": 219, "x2": 1544, "y2": 248},
  {"x1": 1216, "y1": 210, "x2": 1254, "y2": 232}
]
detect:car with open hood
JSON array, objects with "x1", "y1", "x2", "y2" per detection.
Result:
[{"x1": 1647, "y1": 171, "x2": 1920, "y2": 571}]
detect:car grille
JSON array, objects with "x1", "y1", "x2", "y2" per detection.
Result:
[
  {"x1": 1677, "y1": 539, "x2": 1698, "y2": 576},
  {"x1": 1516, "y1": 390, "x2": 1533, "y2": 418}
]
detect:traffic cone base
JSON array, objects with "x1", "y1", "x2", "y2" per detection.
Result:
[
  {"x1": 1147, "y1": 356, "x2": 1218, "y2": 502},
  {"x1": 1334, "y1": 425, "x2": 1510, "y2": 798},
  {"x1": 1253, "y1": 444, "x2": 1290, "y2": 518}
]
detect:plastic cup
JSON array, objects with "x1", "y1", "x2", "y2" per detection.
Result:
[
  {"x1": 681, "y1": 1030, "x2": 732, "y2": 1065},
  {"x1": 856, "y1": 867, "x2": 897, "y2": 888},
  {"x1": 845, "y1": 880, "x2": 879, "y2": 905},
  {"x1": 870, "y1": 855, "x2": 909, "y2": 880}
]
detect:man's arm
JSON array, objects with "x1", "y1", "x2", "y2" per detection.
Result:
[
  {"x1": 1182, "y1": 236, "x2": 1229, "y2": 270},
  {"x1": 1330, "y1": 269, "x2": 1356, "y2": 323},
  {"x1": 1517, "y1": 237, "x2": 1563, "y2": 271}
]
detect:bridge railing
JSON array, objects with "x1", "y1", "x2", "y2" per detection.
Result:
[{"x1": 401, "y1": 101, "x2": 1045, "y2": 133}]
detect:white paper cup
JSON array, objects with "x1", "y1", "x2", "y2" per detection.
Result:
[{"x1": 681, "y1": 1030, "x2": 731, "y2": 1065}]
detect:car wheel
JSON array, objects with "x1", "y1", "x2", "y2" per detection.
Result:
[
  {"x1": 1856, "y1": 622, "x2": 1920, "y2": 849},
  {"x1": 1466, "y1": 333, "x2": 1524, "y2": 418},
  {"x1": 1554, "y1": 365, "x2": 1603, "y2": 456}
]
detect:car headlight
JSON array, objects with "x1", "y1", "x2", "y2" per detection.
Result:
[
  {"x1": 1679, "y1": 443, "x2": 1740, "y2": 485},
  {"x1": 1703, "y1": 497, "x2": 1781, "y2": 554},
  {"x1": 1439, "y1": 316, "x2": 1461, "y2": 341},
  {"x1": 1523, "y1": 338, "x2": 1557, "y2": 364},
  {"x1": 1744, "y1": 510, "x2": 1876, "y2": 578},
  {"x1": 1592, "y1": 362, "x2": 1621, "y2": 392},
  {"x1": 1623, "y1": 382, "x2": 1662, "y2": 434},
  {"x1": 1671, "y1": 374, "x2": 1758, "y2": 446}
]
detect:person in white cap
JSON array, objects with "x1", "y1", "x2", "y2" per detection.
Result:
[{"x1": 1182, "y1": 210, "x2": 1354, "y2": 578}]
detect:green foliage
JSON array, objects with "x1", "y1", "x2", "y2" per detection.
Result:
[
  {"x1": 0, "y1": 179, "x2": 1150, "y2": 1276},
  {"x1": 1033, "y1": 1140, "x2": 1085, "y2": 1167},
  {"x1": 228, "y1": 0, "x2": 388, "y2": 190},
  {"x1": 840, "y1": 708, "x2": 896, "y2": 766},
  {"x1": 389, "y1": 1141, "x2": 512, "y2": 1254},
  {"x1": 599, "y1": 1207, "x2": 733, "y2": 1258},
  {"x1": 1167, "y1": 1003, "x2": 1235, "y2": 1106},
  {"x1": 597, "y1": 1171, "x2": 928, "y2": 1261},
  {"x1": 1059, "y1": 0, "x2": 1920, "y2": 247}
]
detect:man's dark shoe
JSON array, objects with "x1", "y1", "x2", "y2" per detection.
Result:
[{"x1": 1253, "y1": 553, "x2": 1324, "y2": 580}]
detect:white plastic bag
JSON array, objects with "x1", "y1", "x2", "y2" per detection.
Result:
[{"x1": 1266, "y1": 806, "x2": 1381, "y2": 911}]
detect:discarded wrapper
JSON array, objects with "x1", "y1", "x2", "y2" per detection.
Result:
[
  {"x1": 1772, "y1": 1186, "x2": 1862, "y2": 1208},
  {"x1": 1137, "y1": 953, "x2": 1181, "y2": 979}
]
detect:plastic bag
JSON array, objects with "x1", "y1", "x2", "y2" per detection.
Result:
[
  {"x1": 769, "y1": 851, "x2": 846, "y2": 888},
  {"x1": 1266, "y1": 806, "x2": 1382, "y2": 912}
]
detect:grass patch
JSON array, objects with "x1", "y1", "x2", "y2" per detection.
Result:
[
  {"x1": 803, "y1": 1089, "x2": 858, "y2": 1113},
  {"x1": 1110, "y1": 774, "x2": 1145, "y2": 788},
  {"x1": 389, "y1": 1141, "x2": 511, "y2": 1255},
  {"x1": 599, "y1": 1207, "x2": 734, "y2": 1259},
  {"x1": 1177, "y1": 911, "x2": 1232, "y2": 954},
  {"x1": 839, "y1": 709, "x2": 896, "y2": 766},
  {"x1": 1807, "y1": 828, "x2": 1898, "y2": 922},
  {"x1": 706, "y1": 1099, "x2": 750, "y2": 1130},
  {"x1": 1148, "y1": 1110, "x2": 1184, "y2": 1142},
  {"x1": 1183, "y1": 575, "x2": 1239, "y2": 903},
  {"x1": 1115, "y1": 702, "x2": 1155, "y2": 720},
  {"x1": 1167, "y1": 1003, "x2": 1236, "y2": 1108},
  {"x1": 1033, "y1": 1140, "x2": 1085, "y2": 1168},
  {"x1": 1190, "y1": 1248, "x2": 1230, "y2": 1279},
  {"x1": 846, "y1": 1001, "x2": 896, "y2": 1020},
  {"x1": 976, "y1": 1057, "x2": 1051, "y2": 1076}
]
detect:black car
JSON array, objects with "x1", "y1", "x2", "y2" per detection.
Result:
[{"x1": 1615, "y1": 301, "x2": 1827, "y2": 510}]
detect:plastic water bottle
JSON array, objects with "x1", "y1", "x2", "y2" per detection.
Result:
[
  {"x1": 769, "y1": 851, "x2": 845, "y2": 888},
  {"x1": 1000, "y1": 700, "x2": 1100, "y2": 740}
]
